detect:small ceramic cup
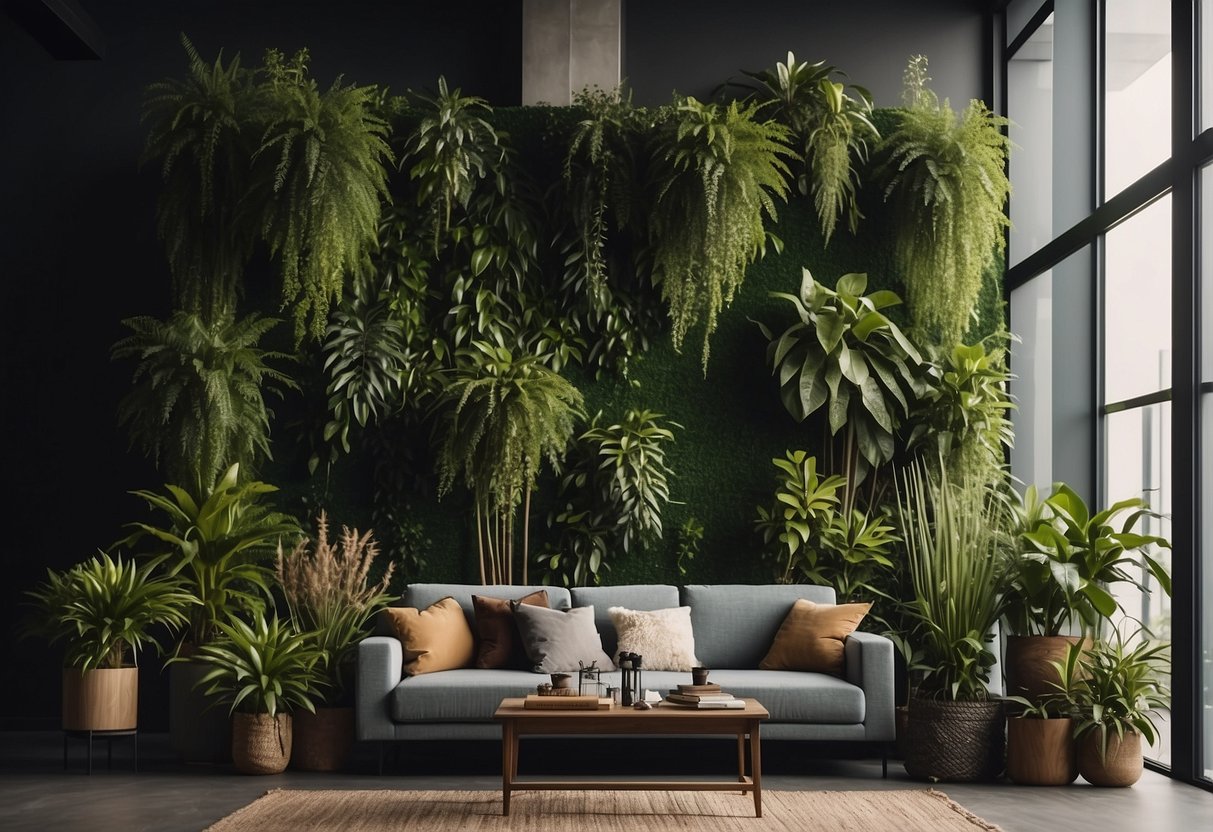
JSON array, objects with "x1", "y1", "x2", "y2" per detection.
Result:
[{"x1": 692, "y1": 666, "x2": 710, "y2": 686}]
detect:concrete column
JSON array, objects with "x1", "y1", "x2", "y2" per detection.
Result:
[{"x1": 522, "y1": 0, "x2": 622, "y2": 105}]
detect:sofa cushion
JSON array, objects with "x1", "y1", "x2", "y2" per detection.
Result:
[
  {"x1": 395, "y1": 584, "x2": 572, "y2": 635},
  {"x1": 608, "y1": 606, "x2": 699, "y2": 671},
  {"x1": 514, "y1": 604, "x2": 615, "y2": 673},
  {"x1": 390, "y1": 668, "x2": 540, "y2": 722},
  {"x1": 472, "y1": 590, "x2": 549, "y2": 669},
  {"x1": 760, "y1": 599, "x2": 871, "y2": 676},
  {"x1": 683, "y1": 584, "x2": 836, "y2": 669},
  {"x1": 570, "y1": 585, "x2": 680, "y2": 657},
  {"x1": 384, "y1": 597, "x2": 475, "y2": 676}
]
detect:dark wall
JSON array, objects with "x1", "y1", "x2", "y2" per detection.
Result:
[{"x1": 0, "y1": 0, "x2": 985, "y2": 729}]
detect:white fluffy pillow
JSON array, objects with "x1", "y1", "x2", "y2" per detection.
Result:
[{"x1": 607, "y1": 606, "x2": 699, "y2": 671}]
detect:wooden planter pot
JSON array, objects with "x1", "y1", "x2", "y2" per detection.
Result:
[
  {"x1": 904, "y1": 697, "x2": 1006, "y2": 782},
  {"x1": 232, "y1": 713, "x2": 293, "y2": 775},
  {"x1": 1006, "y1": 716, "x2": 1078, "y2": 785},
  {"x1": 1078, "y1": 728, "x2": 1143, "y2": 787},
  {"x1": 62, "y1": 667, "x2": 138, "y2": 731},
  {"x1": 291, "y1": 707, "x2": 354, "y2": 772},
  {"x1": 1005, "y1": 636, "x2": 1086, "y2": 703}
]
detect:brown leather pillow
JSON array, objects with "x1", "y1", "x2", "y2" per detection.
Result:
[
  {"x1": 759, "y1": 599, "x2": 871, "y2": 676},
  {"x1": 472, "y1": 590, "x2": 549, "y2": 669},
  {"x1": 383, "y1": 596, "x2": 475, "y2": 676}
]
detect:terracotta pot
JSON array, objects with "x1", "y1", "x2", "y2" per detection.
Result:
[
  {"x1": 291, "y1": 707, "x2": 354, "y2": 772},
  {"x1": 904, "y1": 697, "x2": 1005, "y2": 782},
  {"x1": 1005, "y1": 636, "x2": 1086, "y2": 703},
  {"x1": 1078, "y1": 728, "x2": 1143, "y2": 787},
  {"x1": 62, "y1": 667, "x2": 138, "y2": 731},
  {"x1": 232, "y1": 712, "x2": 293, "y2": 775},
  {"x1": 1006, "y1": 716, "x2": 1078, "y2": 785}
]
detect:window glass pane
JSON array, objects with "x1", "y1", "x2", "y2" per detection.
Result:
[
  {"x1": 1203, "y1": 165, "x2": 1213, "y2": 381},
  {"x1": 1009, "y1": 14, "x2": 1054, "y2": 266},
  {"x1": 1104, "y1": 402, "x2": 1171, "y2": 767},
  {"x1": 1203, "y1": 0, "x2": 1213, "y2": 133},
  {"x1": 1010, "y1": 272, "x2": 1053, "y2": 490},
  {"x1": 1103, "y1": 195, "x2": 1171, "y2": 404},
  {"x1": 1104, "y1": 0, "x2": 1171, "y2": 199},
  {"x1": 1201, "y1": 396, "x2": 1213, "y2": 779}
]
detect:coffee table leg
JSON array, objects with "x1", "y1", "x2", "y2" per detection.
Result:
[
  {"x1": 737, "y1": 734, "x2": 746, "y2": 794},
  {"x1": 501, "y1": 720, "x2": 513, "y2": 816},
  {"x1": 749, "y1": 721, "x2": 762, "y2": 818}
]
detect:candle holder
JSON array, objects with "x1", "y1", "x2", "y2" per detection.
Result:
[
  {"x1": 578, "y1": 660, "x2": 604, "y2": 698},
  {"x1": 618, "y1": 652, "x2": 644, "y2": 706}
]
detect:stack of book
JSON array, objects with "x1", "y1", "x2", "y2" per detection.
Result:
[{"x1": 663, "y1": 683, "x2": 745, "y2": 709}]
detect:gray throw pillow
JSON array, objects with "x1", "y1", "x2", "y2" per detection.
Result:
[{"x1": 512, "y1": 603, "x2": 615, "y2": 673}]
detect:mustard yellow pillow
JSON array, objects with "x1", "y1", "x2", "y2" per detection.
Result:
[
  {"x1": 384, "y1": 596, "x2": 475, "y2": 675},
  {"x1": 759, "y1": 599, "x2": 871, "y2": 676}
]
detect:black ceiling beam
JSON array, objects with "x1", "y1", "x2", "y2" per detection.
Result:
[{"x1": 4, "y1": 0, "x2": 105, "y2": 60}]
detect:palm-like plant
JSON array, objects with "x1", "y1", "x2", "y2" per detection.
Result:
[
  {"x1": 877, "y1": 55, "x2": 1010, "y2": 347},
  {"x1": 194, "y1": 613, "x2": 324, "y2": 717},
  {"x1": 254, "y1": 47, "x2": 393, "y2": 342},
  {"x1": 433, "y1": 342, "x2": 585, "y2": 584},
  {"x1": 113, "y1": 312, "x2": 295, "y2": 489},
  {"x1": 650, "y1": 96, "x2": 793, "y2": 370},
  {"x1": 1067, "y1": 631, "x2": 1170, "y2": 761},
  {"x1": 26, "y1": 552, "x2": 194, "y2": 671},
  {"x1": 123, "y1": 464, "x2": 300, "y2": 648},
  {"x1": 141, "y1": 34, "x2": 257, "y2": 322},
  {"x1": 732, "y1": 52, "x2": 879, "y2": 244}
]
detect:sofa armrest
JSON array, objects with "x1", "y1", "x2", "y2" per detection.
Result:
[
  {"x1": 356, "y1": 636, "x2": 402, "y2": 741},
  {"x1": 844, "y1": 631, "x2": 895, "y2": 742}
]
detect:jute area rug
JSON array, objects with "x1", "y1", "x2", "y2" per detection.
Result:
[{"x1": 205, "y1": 788, "x2": 1002, "y2": 832}]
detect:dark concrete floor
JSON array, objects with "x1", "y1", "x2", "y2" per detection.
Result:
[{"x1": 1, "y1": 732, "x2": 1210, "y2": 832}]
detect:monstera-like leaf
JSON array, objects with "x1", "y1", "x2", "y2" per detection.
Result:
[{"x1": 758, "y1": 268, "x2": 925, "y2": 468}]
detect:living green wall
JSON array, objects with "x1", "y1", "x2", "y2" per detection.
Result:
[{"x1": 264, "y1": 105, "x2": 1005, "y2": 592}]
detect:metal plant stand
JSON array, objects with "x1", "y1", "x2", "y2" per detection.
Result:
[{"x1": 63, "y1": 729, "x2": 138, "y2": 774}]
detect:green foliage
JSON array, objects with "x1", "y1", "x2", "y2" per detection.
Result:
[
  {"x1": 897, "y1": 459, "x2": 1010, "y2": 701},
  {"x1": 113, "y1": 312, "x2": 296, "y2": 489},
  {"x1": 758, "y1": 269, "x2": 925, "y2": 474},
  {"x1": 817, "y1": 508, "x2": 899, "y2": 605},
  {"x1": 1004, "y1": 485, "x2": 1172, "y2": 637},
  {"x1": 539, "y1": 410, "x2": 679, "y2": 586},
  {"x1": 676, "y1": 516, "x2": 704, "y2": 578},
  {"x1": 25, "y1": 552, "x2": 193, "y2": 671},
  {"x1": 141, "y1": 34, "x2": 256, "y2": 321},
  {"x1": 650, "y1": 97, "x2": 793, "y2": 370},
  {"x1": 733, "y1": 52, "x2": 878, "y2": 244},
  {"x1": 1066, "y1": 631, "x2": 1170, "y2": 757},
  {"x1": 755, "y1": 451, "x2": 845, "y2": 584},
  {"x1": 194, "y1": 612, "x2": 324, "y2": 717},
  {"x1": 123, "y1": 464, "x2": 300, "y2": 647},
  {"x1": 405, "y1": 76, "x2": 504, "y2": 239},
  {"x1": 877, "y1": 55, "x2": 1011, "y2": 346},
  {"x1": 255, "y1": 48, "x2": 394, "y2": 342}
]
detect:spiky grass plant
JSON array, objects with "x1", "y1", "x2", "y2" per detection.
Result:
[
  {"x1": 113, "y1": 312, "x2": 295, "y2": 489},
  {"x1": 649, "y1": 97, "x2": 793, "y2": 371},
  {"x1": 195, "y1": 613, "x2": 323, "y2": 718},
  {"x1": 878, "y1": 55, "x2": 1010, "y2": 347},
  {"x1": 255, "y1": 48, "x2": 393, "y2": 342},
  {"x1": 276, "y1": 511, "x2": 394, "y2": 705},
  {"x1": 433, "y1": 342, "x2": 585, "y2": 584}
]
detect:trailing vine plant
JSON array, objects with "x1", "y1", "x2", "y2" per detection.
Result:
[
  {"x1": 650, "y1": 97, "x2": 793, "y2": 371},
  {"x1": 877, "y1": 55, "x2": 1010, "y2": 347},
  {"x1": 731, "y1": 52, "x2": 879, "y2": 245}
]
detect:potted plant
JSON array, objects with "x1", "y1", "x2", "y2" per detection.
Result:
[
  {"x1": 25, "y1": 552, "x2": 192, "y2": 732},
  {"x1": 1069, "y1": 631, "x2": 1170, "y2": 787},
  {"x1": 896, "y1": 459, "x2": 1009, "y2": 782},
  {"x1": 194, "y1": 613, "x2": 323, "y2": 774},
  {"x1": 1003, "y1": 484, "x2": 1170, "y2": 703},
  {"x1": 1004, "y1": 645, "x2": 1084, "y2": 786},
  {"x1": 276, "y1": 511, "x2": 394, "y2": 770},
  {"x1": 123, "y1": 463, "x2": 298, "y2": 762}
]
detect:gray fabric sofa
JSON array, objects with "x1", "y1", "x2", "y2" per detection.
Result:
[{"x1": 357, "y1": 583, "x2": 895, "y2": 761}]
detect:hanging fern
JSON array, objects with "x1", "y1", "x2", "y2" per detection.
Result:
[
  {"x1": 142, "y1": 34, "x2": 257, "y2": 322},
  {"x1": 649, "y1": 97, "x2": 793, "y2": 371},
  {"x1": 112, "y1": 312, "x2": 296, "y2": 489},
  {"x1": 877, "y1": 55, "x2": 1010, "y2": 347},
  {"x1": 255, "y1": 48, "x2": 393, "y2": 342},
  {"x1": 732, "y1": 52, "x2": 879, "y2": 245}
]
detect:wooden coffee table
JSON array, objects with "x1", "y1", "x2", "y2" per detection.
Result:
[{"x1": 493, "y1": 697, "x2": 769, "y2": 817}]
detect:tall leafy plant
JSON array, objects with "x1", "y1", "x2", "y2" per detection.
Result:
[
  {"x1": 254, "y1": 48, "x2": 394, "y2": 342},
  {"x1": 650, "y1": 97, "x2": 793, "y2": 370},
  {"x1": 755, "y1": 451, "x2": 844, "y2": 584},
  {"x1": 433, "y1": 342, "x2": 585, "y2": 584},
  {"x1": 732, "y1": 52, "x2": 878, "y2": 244},
  {"x1": 112, "y1": 312, "x2": 295, "y2": 489},
  {"x1": 877, "y1": 55, "x2": 1010, "y2": 346}
]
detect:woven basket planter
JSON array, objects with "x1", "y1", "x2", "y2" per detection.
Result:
[
  {"x1": 291, "y1": 707, "x2": 354, "y2": 772},
  {"x1": 904, "y1": 697, "x2": 1005, "y2": 782},
  {"x1": 232, "y1": 713, "x2": 292, "y2": 775}
]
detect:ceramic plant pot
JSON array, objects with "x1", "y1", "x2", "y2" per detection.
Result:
[
  {"x1": 1006, "y1": 716, "x2": 1079, "y2": 785},
  {"x1": 1078, "y1": 728, "x2": 1143, "y2": 787}
]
